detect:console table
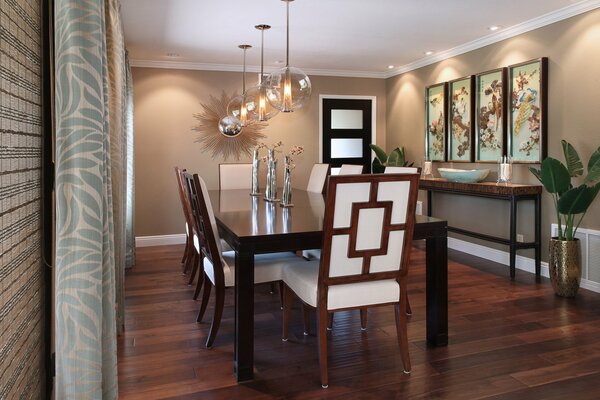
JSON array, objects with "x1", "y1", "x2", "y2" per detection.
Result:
[{"x1": 419, "y1": 178, "x2": 542, "y2": 280}]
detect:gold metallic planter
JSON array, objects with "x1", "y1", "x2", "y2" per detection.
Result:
[{"x1": 548, "y1": 238, "x2": 581, "y2": 298}]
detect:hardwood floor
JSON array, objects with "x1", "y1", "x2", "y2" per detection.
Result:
[{"x1": 118, "y1": 244, "x2": 600, "y2": 399}]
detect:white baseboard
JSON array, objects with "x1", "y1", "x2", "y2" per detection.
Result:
[
  {"x1": 136, "y1": 233, "x2": 186, "y2": 247},
  {"x1": 448, "y1": 237, "x2": 599, "y2": 293}
]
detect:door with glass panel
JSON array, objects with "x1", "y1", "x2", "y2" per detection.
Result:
[{"x1": 322, "y1": 98, "x2": 373, "y2": 174}]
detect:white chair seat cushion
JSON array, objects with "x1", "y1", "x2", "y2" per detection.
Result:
[
  {"x1": 282, "y1": 261, "x2": 400, "y2": 309},
  {"x1": 204, "y1": 250, "x2": 303, "y2": 287}
]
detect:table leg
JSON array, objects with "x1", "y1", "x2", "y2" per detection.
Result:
[
  {"x1": 234, "y1": 250, "x2": 255, "y2": 382},
  {"x1": 509, "y1": 197, "x2": 517, "y2": 280},
  {"x1": 427, "y1": 190, "x2": 432, "y2": 217},
  {"x1": 426, "y1": 233, "x2": 448, "y2": 347},
  {"x1": 534, "y1": 194, "x2": 542, "y2": 282}
]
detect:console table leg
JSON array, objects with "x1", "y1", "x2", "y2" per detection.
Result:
[
  {"x1": 509, "y1": 197, "x2": 517, "y2": 280},
  {"x1": 427, "y1": 190, "x2": 432, "y2": 217},
  {"x1": 534, "y1": 194, "x2": 542, "y2": 282}
]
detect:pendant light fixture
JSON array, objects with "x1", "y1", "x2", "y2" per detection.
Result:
[
  {"x1": 266, "y1": 0, "x2": 312, "y2": 112},
  {"x1": 245, "y1": 24, "x2": 279, "y2": 122},
  {"x1": 227, "y1": 44, "x2": 257, "y2": 127}
]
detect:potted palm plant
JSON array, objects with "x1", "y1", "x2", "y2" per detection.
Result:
[{"x1": 530, "y1": 140, "x2": 600, "y2": 297}]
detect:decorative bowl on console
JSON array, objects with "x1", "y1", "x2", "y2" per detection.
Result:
[{"x1": 438, "y1": 168, "x2": 490, "y2": 183}]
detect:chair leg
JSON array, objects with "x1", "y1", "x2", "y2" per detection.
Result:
[
  {"x1": 395, "y1": 303, "x2": 411, "y2": 374},
  {"x1": 182, "y1": 240, "x2": 194, "y2": 274},
  {"x1": 327, "y1": 313, "x2": 333, "y2": 331},
  {"x1": 303, "y1": 304, "x2": 311, "y2": 335},
  {"x1": 405, "y1": 293, "x2": 412, "y2": 316},
  {"x1": 360, "y1": 308, "x2": 368, "y2": 331},
  {"x1": 181, "y1": 234, "x2": 189, "y2": 264},
  {"x1": 282, "y1": 284, "x2": 294, "y2": 341},
  {"x1": 279, "y1": 281, "x2": 284, "y2": 310},
  {"x1": 188, "y1": 252, "x2": 198, "y2": 285},
  {"x1": 197, "y1": 275, "x2": 212, "y2": 323},
  {"x1": 317, "y1": 306, "x2": 329, "y2": 388},
  {"x1": 205, "y1": 283, "x2": 224, "y2": 348},
  {"x1": 193, "y1": 255, "x2": 204, "y2": 300}
]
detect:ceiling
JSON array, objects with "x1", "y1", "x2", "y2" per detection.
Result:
[{"x1": 122, "y1": 0, "x2": 599, "y2": 77}]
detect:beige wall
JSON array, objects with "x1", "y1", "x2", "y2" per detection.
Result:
[
  {"x1": 386, "y1": 9, "x2": 600, "y2": 257},
  {"x1": 133, "y1": 68, "x2": 386, "y2": 236}
]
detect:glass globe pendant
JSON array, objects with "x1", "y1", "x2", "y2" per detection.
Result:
[
  {"x1": 227, "y1": 44, "x2": 258, "y2": 126},
  {"x1": 266, "y1": 0, "x2": 311, "y2": 113},
  {"x1": 245, "y1": 24, "x2": 279, "y2": 122}
]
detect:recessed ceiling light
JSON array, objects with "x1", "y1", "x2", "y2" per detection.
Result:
[
  {"x1": 166, "y1": 53, "x2": 180, "y2": 57},
  {"x1": 274, "y1": 60, "x2": 284, "y2": 64},
  {"x1": 488, "y1": 25, "x2": 500, "y2": 31},
  {"x1": 424, "y1": 51, "x2": 434, "y2": 56},
  {"x1": 387, "y1": 65, "x2": 395, "y2": 69}
]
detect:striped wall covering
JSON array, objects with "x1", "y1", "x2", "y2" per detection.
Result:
[{"x1": 0, "y1": 0, "x2": 45, "y2": 398}]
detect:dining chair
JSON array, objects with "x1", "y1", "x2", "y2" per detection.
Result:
[
  {"x1": 190, "y1": 173, "x2": 306, "y2": 348},
  {"x1": 281, "y1": 173, "x2": 420, "y2": 388},
  {"x1": 306, "y1": 163, "x2": 330, "y2": 193},
  {"x1": 181, "y1": 172, "x2": 207, "y2": 294},
  {"x1": 338, "y1": 164, "x2": 364, "y2": 175},
  {"x1": 174, "y1": 167, "x2": 196, "y2": 275},
  {"x1": 219, "y1": 163, "x2": 252, "y2": 190}
]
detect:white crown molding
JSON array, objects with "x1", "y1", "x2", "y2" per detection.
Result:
[
  {"x1": 385, "y1": 0, "x2": 600, "y2": 78},
  {"x1": 129, "y1": 59, "x2": 387, "y2": 79}
]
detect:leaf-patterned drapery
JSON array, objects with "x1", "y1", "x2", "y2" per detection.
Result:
[{"x1": 54, "y1": 0, "x2": 133, "y2": 396}]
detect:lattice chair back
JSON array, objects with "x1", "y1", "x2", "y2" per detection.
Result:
[{"x1": 319, "y1": 173, "x2": 420, "y2": 286}]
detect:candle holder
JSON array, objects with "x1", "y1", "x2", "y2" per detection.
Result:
[
  {"x1": 280, "y1": 155, "x2": 293, "y2": 207},
  {"x1": 264, "y1": 148, "x2": 279, "y2": 201},
  {"x1": 497, "y1": 156, "x2": 513, "y2": 185},
  {"x1": 423, "y1": 159, "x2": 433, "y2": 178}
]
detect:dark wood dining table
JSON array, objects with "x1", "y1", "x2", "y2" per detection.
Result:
[{"x1": 208, "y1": 188, "x2": 448, "y2": 382}]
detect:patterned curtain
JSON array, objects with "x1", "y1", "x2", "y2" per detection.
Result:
[{"x1": 54, "y1": 0, "x2": 131, "y2": 396}]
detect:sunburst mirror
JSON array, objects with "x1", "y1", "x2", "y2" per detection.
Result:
[{"x1": 192, "y1": 91, "x2": 267, "y2": 160}]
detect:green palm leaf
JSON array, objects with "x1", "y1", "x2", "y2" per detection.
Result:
[
  {"x1": 369, "y1": 144, "x2": 387, "y2": 164},
  {"x1": 561, "y1": 139, "x2": 583, "y2": 177},
  {"x1": 585, "y1": 147, "x2": 600, "y2": 183},
  {"x1": 557, "y1": 185, "x2": 596, "y2": 215},
  {"x1": 540, "y1": 157, "x2": 570, "y2": 194}
]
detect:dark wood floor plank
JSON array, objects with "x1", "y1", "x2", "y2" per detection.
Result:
[{"x1": 118, "y1": 244, "x2": 600, "y2": 399}]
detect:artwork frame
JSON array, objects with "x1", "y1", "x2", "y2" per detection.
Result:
[
  {"x1": 425, "y1": 82, "x2": 447, "y2": 162},
  {"x1": 508, "y1": 57, "x2": 548, "y2": 163},
  {"x1": 447, "y1": 75, "x2": 475, "y2": 162},
  {"x1": 475, "y1": 67, "x2": 507, "y2": 163}
]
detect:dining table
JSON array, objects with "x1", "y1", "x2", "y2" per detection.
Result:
[{"x1": 208, "y1": 188, "x2": 448, "y2": 382}]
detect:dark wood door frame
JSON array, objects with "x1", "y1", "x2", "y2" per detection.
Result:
[{"x1": 319, "y1": 95, "x2": 377, "y2": 171}]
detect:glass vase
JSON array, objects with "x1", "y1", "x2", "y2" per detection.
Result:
[
  {"x1": 264, "y1": 148, "x2": 279, "y2": 201},
  {"x1": 280, "y1": 156, "x2": 293, "y2": 207},
  {"x1": 251, "y1": 147, "x2": 261, "y2": 196}
]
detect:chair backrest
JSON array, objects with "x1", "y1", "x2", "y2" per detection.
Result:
[
  {"x1": 189, "y1": 173, "x2": 228, "y2": 284},
  {"x1": 384, "y1": 166, "x2": 418, "y2": 174},
  {"x1": 306, "y1": 163, "x2": 330, "y2": 193},
  {"x1": 174, "y1": 166, "x2": 194, "y2": 229},
  {"x1": 339, "y1": 164, "x2": 364, "y2": 175},
  {"x1": 219, "y1": 163, "x2": 252, "y2": 190},
  {"x1": 319, "y1": 173, "x2": 419, "y2": 287}
]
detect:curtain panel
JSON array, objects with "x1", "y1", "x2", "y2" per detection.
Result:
[{"x1": 54, "y1": 0, "x2": 132, "y2": 396}]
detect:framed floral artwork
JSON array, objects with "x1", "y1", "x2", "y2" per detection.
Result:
[
  {"x1": 508, "y1": 58, "x2": 548, "y2": 163},
  {"x1": 447, "y1": 76, "x2": 475, "y2": 162},
  {"x1": 425, "y1": 82, "x2": 447, "y2": 161},
  {"x1": 475, "y1": 68, "x2": 507, "y2": 162}
]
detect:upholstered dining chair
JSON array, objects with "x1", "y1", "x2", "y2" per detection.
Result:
[
  {"x1": 174, "y1": 167, "x2": 196, "y2": 275},
  {"x1": 182, "y1": 172, "x2": 207, "y2": 297},
  {"x1": 219, "y1": 163, "x2": 253, "y2": 190},
  {"x1": 306, "y1": 163, "x2": 330, "y2": 193},
  {"x1": 281, "y1": 173, "x2": 420, "y2": 388},
  {"x1": 338, "y1": 164, "x2": 364, "y2": 175},
  {"x1": 189, "y1": 173, "x2": 306, "y2": 348}
]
